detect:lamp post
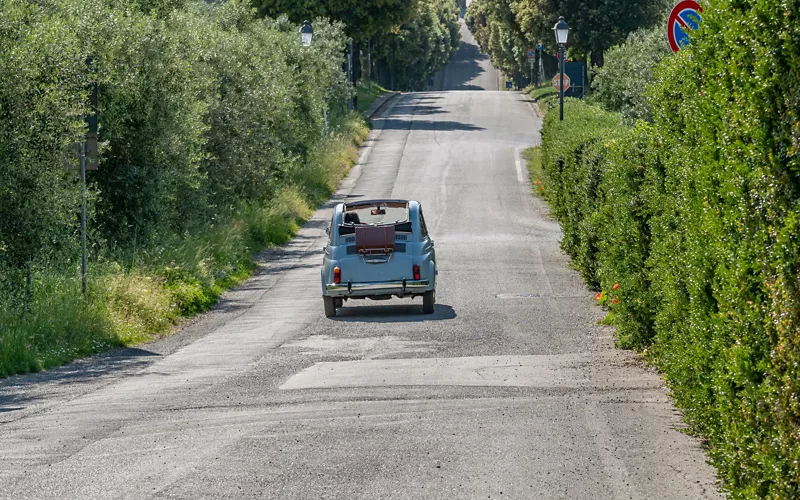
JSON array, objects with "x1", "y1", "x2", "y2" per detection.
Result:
[
  {"x1": 300, "y1": 20, "x2": 313, "y2": 47},
  {"x1": 300, "y1": 21, "x2": 327, "y2": 133},
  {"x1": 553, "y1": 16, "x2": 569, "y2": 121}
]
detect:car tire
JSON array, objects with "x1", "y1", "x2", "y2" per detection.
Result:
[
  {"x1": 324, "y1": 297, "x2": 337, "y2": 318},
  {"x1": 422, "y1": 290, "x2": 435, "y2": 314}
]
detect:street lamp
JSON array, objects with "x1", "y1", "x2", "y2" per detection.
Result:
[
  {"x1": 300, "y1": 20, "x2": 313, "y2": 47},
  {"x1": 553, "y1": 16, "x2": 569, "y2": 45},
  {"x1": 553, "y1": 16, "x2": 569, "y2": 121}
]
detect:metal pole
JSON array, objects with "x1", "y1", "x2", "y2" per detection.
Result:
[
  {"x1": 80, "y1": 141, "x2": 87, "y2": 295},
  {"x1": 559, "y1": 45, "x2": 565, "y2": 121},
  {"x1": 391, "y1": 37, "x2": 396, "y2": 90},
  {"x1": 367, "y1": 40, "x2": 372, "y2": 92},
  {"x1": 348, "y1": 41, "x2": 353, "y2": 110},
  {"x1": 351, "y1": 40, "x2": 359, "y2": 110},
  {"x1": 539, "y1": 49, "x2": 544, "y2": 84},
  {"x1": 530, "y1": 60, "x2": 534, "y2": 86}
]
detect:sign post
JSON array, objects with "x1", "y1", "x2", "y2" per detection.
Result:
[
  {"x1": 527, "y1": 48, "x2": 536, "y2": 85},
  {"x1": 529, "y1": 59, "x2": 536, "y2": 85},
  {"x1": 537, "y1": 43, "x2": 545, "y2": 84},
  {"x1": 80, "y1": 140, "x2": 87, "y2": 295}
]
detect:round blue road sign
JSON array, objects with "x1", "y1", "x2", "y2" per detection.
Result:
[{"x1": 668, "y1": 0, "x2": 703, "y2": 52}]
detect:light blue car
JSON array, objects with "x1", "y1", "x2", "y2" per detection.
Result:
[{"x1": 321, "y1": 199, "x2": 437, "y2": 317}]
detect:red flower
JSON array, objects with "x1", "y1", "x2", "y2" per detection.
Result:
[
  {"x1": 612, "y1": 283, "x2": 620, "y2": 290},
  {"x1": 611, "y1": 297, "x2": 620, "y2": 305},
  {"x1": 595, "y1": 292, "x2": 603, "y2": 301}
]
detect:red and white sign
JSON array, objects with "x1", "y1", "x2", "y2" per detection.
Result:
[{"x1": 552, "y1": 74, "x2": 571, "y2": 92}]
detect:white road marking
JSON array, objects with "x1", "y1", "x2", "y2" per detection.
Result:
[{"x1": 514, "y1": 146, "x2": 525, "y2": 184}]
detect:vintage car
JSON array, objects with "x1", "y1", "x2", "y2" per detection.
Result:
[{"x1": 321, "y1": 199, "x2": 437, "y2": 317}]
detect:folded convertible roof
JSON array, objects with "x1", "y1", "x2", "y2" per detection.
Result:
[{"x1": 344, "y1": 199, "x2": 409, "y2": 210}]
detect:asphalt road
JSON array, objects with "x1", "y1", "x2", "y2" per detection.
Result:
[
  {"x1": 0, "y1": 26, "x2": 722, "y2": 500},
  {"x1": 439, "y1": 21, "x2": 499, "y2": 91}
]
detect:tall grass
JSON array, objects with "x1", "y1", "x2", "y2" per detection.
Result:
[
  {"x1": 356, "y1": 82, "x2": 390, "y2": 113},
  {"x1": 525, "y1": 85, "x2": 559, "y2": 110},
  {"x1": 0, "y1": 114, "x2": 369, "y2": 378},
  {"x1": 523, "y1": 147, "x2": 546, "y2": 199}
]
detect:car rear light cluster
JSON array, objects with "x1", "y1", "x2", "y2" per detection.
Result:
[
  {"x1": 413, "y1": 264, "x2": 421, "y2": 281},
  {"x1": 333, "y1": 266, "x2": 341, "y2": 284}
]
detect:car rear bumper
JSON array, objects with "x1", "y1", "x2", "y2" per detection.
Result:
[{"x1": 324, "y1": 279, "x2": 432, "y2": 297}]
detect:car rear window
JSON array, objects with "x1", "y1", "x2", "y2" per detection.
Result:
[{"x1": 343, "y1": 202, "x2": 409, "y2": 226}]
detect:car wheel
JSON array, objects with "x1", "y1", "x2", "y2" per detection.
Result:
[
  {"x1": 324, "y1": 297, "x2": 337, "y2": 317},
  {"x1": 422, "y1": 290, "x2": 435, "y2": 314}
]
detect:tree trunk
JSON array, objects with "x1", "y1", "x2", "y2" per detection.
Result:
[
  {"x1": 352, "y1": 40, "x2": 362, "y2": 83},
  {"x1": 590, "y1": 49, "x2": 604, "y2": 68}
]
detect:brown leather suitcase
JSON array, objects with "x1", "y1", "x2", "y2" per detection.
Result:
[{"x1": 355, "y1": 225, "x2": 396, "y2": 254}]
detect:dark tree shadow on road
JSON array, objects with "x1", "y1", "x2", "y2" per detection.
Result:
[
  {"x1": 377, "y1": 119, "x2": 485, "y2": 132},
  {"x1": 0, "y1": 347, "x2": 161, "y2": 413},
  {"x1": 390, "y1": 104, "x2": 448, "y2": 116}
]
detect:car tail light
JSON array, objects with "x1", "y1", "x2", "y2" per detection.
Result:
[
  {"x1": 413, "y1": 264, "x2": 421, "y2": 281},
  {"x1": 333, "y1": 267, "x2": 341, "y2": 284}
]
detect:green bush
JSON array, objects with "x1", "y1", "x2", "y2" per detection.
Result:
[
  {"x1": 0, "y1": 0, "x2": 86, "y2": 272},
  {"x1": 589, "y1": 24, "x2": 671, "y2": 123},
  {"x1": 0, "y1": 0, "x2": 369, "y2": 377},
  {"x1": 539, "y1": 0, "x2": 800, "y2": 496},
  {"x1": 0, "y1": 0, "x2": 352, "y2": 269}
]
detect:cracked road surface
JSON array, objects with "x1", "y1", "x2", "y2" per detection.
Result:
[{"x1": 0, "y1": 26, "x2": 721, "y2": 500}]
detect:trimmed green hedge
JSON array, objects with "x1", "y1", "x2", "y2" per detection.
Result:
[
  {"x1": 539, "y1": 1, "x2": 800, "y2": 496},
  {"x1": 540, "y1": 101, "x2": 626, "y2": 289}
]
